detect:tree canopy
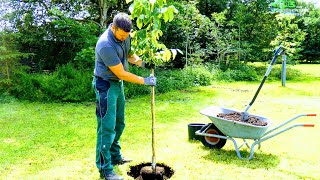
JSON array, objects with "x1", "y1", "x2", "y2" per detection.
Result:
[{"x1": 1, "y1": 0, "x2": 319, "y2": 102}]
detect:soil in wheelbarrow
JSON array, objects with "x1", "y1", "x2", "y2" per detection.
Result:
[
  {"x1": 217, "y1": 112, "x2": 268, "y2": 126},
  {"x1": 128, "y1": 163, "x2": 174, "y2": 180}
]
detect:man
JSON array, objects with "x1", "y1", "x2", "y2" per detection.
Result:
[{"x1": 92, "y1": 12, "x2": 156, "y2": 180}]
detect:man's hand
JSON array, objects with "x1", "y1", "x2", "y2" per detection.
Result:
[
  {"x1": 144, "y1": 75, "x2": 156, "y2": 86},
  {"x1": 141, "y1": 62, "x2": 155, "y2": 69}
]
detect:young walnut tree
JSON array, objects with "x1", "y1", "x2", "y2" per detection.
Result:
[
  {"x1": 127, "y1": 0, "x2": 182, "y2": 67},
  {"x1": 126, "y1": 0, "x2": 182, "y2": 173}
]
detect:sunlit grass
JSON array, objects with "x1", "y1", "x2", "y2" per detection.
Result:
[
  {"x1": 292, "y1": 64, "x2": 320, "y2": 78},
  {"x1": 1, "y1": 65, "x2": 319, "y2": 179}
]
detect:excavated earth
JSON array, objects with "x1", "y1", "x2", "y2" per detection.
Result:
[
  {"x1": 128, "y1": 163, "x2": 174, "y2": 180},
  {"x1": 217, "y1": 112, "x2": 268, "y2": 126}
]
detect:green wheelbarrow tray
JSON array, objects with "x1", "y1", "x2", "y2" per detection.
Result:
[{"x1": 196, "y1": 106, "x2": 317, "y2": 160}]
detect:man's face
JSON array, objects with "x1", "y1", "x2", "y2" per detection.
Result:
[{"x1": 112, "y1": 25, "x2": 130, "y2": 42}]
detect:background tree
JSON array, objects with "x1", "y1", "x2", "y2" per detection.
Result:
[
  {"x1": 0, "y1": 32, "x2": 33, "y2": 94},
  {"x1": 161, "y1": 1, "x2": 231, "y2": 68},
  {"x1": 160, "y1": 1, "x2": 203, "y2": 68},
  {"x1": 226, "y1": 0, "x2": 277, "y2": 63},
  {"x1": 270, "y1": 14, "x2": 306, "y2": 63},
  {"x1": 196, "y1": 0, "x2": 228, "y2": 16},
  {"x1": 1, "y1": 0, "x2": 319, "y2": 102},
  {"x1": 1, "y1": 0, "x2": 100, "y2": 71},
  {"x1": 210, "y1": 10, "x2": 239, "y2": 70},
  {"x1": 299, "y1": 5, "x2": 320, "y2": 63}
]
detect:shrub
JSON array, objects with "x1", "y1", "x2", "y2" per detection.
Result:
[
  {"x1": 11, "y1": 62, "x2": 300, "y2": 102},
  {"x1": 5, "y1": 62, "x2": 306, "y2": 102},
  {"x1": 252, "y1": 64, "x2": 303, "y2": 81},
  {"x1": 156, "y1": 68, "x2": 193, "y2": 93},
  {"x1": 9, "y1": 63, "x2": 94, "y2": 102},
  {"x1": 124, "y1": 65, "x2": 214, "y2": 98},
  {"x1": 184, "y1": 65, "x2": 213, "y2": 86},
  {"x1": 0, "y1": 92, "x2": 16, "y2": 103},
  {"x1": 231, "y1": 64, "x2": 258, "y2": 81},
  {"x1": 9, "y1": 71, "x2": 45, "y2": 101},
  {"x1": 124, "y1": 66, "x2": 150, "y2": 98},
  {"x1": 215, "y1": 64, "x2": 258, "y2": 82}
]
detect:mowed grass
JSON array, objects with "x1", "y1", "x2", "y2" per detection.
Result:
[
  {"x1": 1, "y1": 65, "x2": 320, "y2": 180},
  {"x1": 291, "y1": 64, "x2": 320, "y2": 78}
]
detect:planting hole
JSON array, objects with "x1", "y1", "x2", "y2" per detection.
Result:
[{"x1": 128, "y1": 162, "x2": 174, "y2": 180}]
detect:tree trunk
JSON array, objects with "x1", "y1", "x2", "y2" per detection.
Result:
[
  {"x1": 151, "y1": 68, "x2": 156, "y2": 173},
  {"x1": 98, "y1": 0, "x2": 110, "y2": 28},
  {"x1": 5, "y1": 60, "x2": 10, "y2": 80}
]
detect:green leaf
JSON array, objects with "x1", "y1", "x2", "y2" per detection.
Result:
[
  {"x1": 162, "y1": 8, "x2": 169, "y2": 22},
  {"x1": 163, "y1": 49, "x2": 171, "y2": 61},
  {"x1": 137, "y1": 18, "x2": 143, "y2": 29}
]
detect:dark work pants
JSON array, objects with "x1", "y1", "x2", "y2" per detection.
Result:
[{"x1": 92, "y1": 76, "x2": 125, "y2": 175}]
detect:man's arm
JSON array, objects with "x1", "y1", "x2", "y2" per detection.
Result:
[
  {"x1": 109, "y1": 63, "x2": 144, "y2": 84},
  {"x1": 128, "y1": 54, "x2": 154, "y2": 69},
  {"x1": 128, "y1": 54, "x2": 143, "y2": 67}
]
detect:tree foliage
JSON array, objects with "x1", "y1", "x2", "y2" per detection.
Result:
[
  {"x1": 270, "y1": 14, "x2": 306, "y2": 63},
  {"x1": 128, "y1": 0, "x2": 181, "y2": 66},
  {"x1": 1, "y1": 0, "x2": 320, "y2": 101},
  {"x1": 0, "y1": 32, "x2": 34, "y2": 94},
  {"x1": 0, "y1": 0, "x2": 101, "y2": 71},
  {"x1": 225, "y1": 0, "x2": 277, "y2": 62},
  {"x1": 300, "y1": 5, "x2": 320, "y2": 62}
]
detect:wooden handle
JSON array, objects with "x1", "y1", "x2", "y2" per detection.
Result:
[{"x1": 151, "y1": 68, "x2": 156, "y2": 172}]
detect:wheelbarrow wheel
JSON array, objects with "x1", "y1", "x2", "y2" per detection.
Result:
[{"x1": 198, "y1": 123, "x2": 226, "y2": 149}]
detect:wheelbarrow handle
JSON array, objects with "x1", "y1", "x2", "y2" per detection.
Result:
[
  {"x1": 262, "y1": 113, "x2": 316, "y2": 137},
  {"x1": 303, "y1": 124, "x2": 315, "y2": 127},
  {"x1": 305, "y1": 114, "x2": 316, "y2": 127}
]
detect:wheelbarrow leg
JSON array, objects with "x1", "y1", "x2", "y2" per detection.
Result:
[
  {"x1": 249, "y1": 141, "x2": 264, "y2": 160},
  {"x1": 230, "y1": 139, "x2": 261, "y2": 160},
  {"x1": 228, "y1": 137, "x2": 247, "y2": 160},
  {"x1": 238, "y1": 139, "x2": 250, "y2": 149}
]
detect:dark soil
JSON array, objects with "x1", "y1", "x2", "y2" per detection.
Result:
[
  {"x1": 128, "y1": 163, "x2": 174, "y2": 180},
  {"x1": 217, "y1": 112, "x2": 268, "y2": 126}
]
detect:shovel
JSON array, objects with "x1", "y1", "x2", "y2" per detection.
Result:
[{"x1": 240, "y1": 46, "x2": 284, "y2": 121}]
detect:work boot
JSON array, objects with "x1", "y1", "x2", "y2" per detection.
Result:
[
  {"x1": 112, "y1": 157, "x2": 132, "y2": 165},
  {"x1": 104, "y1": 172, "x2": 123, "y2": 180}
]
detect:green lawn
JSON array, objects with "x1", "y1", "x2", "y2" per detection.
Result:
[
  {"x1": 1, "y1": 65, "x2": 320, "y2": 179},
  {"x1": 291, "y1": 64, "x2": 320, "y2": 78}
]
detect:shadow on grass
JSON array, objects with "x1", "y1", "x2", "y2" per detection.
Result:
[
  {"x1": 201, "y1": 146, "x2": 280, "y2": 169},
  {"x1": 188, "y1": 139, "x2": 202, "y2": 143}
]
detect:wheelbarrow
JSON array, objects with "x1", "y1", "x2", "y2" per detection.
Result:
[
  {"x1": 195, "y1": 106, "x2": 317, "y2": 160},
  {"x1": 195, "y1": 46, "x2": 317, "y2": 160}
]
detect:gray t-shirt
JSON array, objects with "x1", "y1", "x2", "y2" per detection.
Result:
[{"x1": 94, "y1": 24, "x2": 130, "y2": 80}]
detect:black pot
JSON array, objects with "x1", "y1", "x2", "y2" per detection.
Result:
[{"x1": 188, "y1": 123, "x2": 205, "y2": 140}]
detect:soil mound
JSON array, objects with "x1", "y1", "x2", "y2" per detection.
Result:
[{"x1": 217, "y1": 112, "x2": 267, "y2": 126}]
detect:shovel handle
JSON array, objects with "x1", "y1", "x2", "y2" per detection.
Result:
[{"x1": 247, "y1": 46, "x2": 283, "y2": 107}]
